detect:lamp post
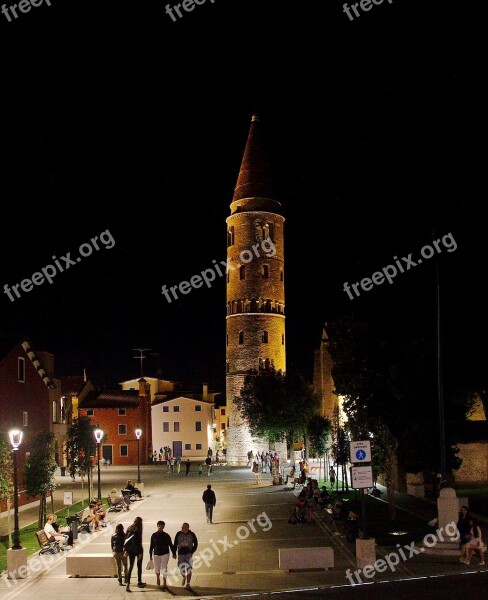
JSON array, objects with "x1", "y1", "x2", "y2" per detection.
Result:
[
  {"x1": 8, "y1": 429, "x2": 23, "y2": 550},
  {"x1": 94, "y1": 429, "x2": 103, "y2": 500},
  {"x1": 135, "y1": 428, "x2": 142, "y2": 484}
]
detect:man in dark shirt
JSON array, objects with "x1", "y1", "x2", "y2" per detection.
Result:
[
  {"x1": 173, "y1": 522, "x2": 198, "y2": 590},
  {"x1": 149, "y1": 521, "x2": 176, "y2": 589},
  {"x1": 202, "y1": 484, "x2": 216, "y2": 523}
]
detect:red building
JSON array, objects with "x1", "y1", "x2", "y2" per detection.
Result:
[
  {"x1": 0, "y1": 338, "x2": 60, "y2": 511},
  {"x1": 78, "y1": 378, "x2": 152, "y2": 466}
]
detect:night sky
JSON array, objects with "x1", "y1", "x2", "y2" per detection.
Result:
[{"x1": 0, "y1": 1, "x2": 481, "y2": 393}]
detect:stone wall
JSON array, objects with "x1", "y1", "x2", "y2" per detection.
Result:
[{"x1": 453, "y1": 442, "x2": 488, "y2": 484}]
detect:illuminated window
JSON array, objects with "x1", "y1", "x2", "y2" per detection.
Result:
[{"x1": 227, "y1": 226, "x2": 235, "y2": 247}]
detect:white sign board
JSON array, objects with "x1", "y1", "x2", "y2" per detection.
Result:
[
  {"x1": 349, "y1": 440, "x2": 371, "y2": 463},
  {"x1": 351, "y1": 466, "x2": 374, "y2": 489},
  {"x1": 63, "y1": 491, "x2": 73, "y2": 506}
]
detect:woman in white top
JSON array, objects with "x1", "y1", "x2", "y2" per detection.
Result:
[{"x1": 44, "y1": 515, "x2": 70, "y2": 549}]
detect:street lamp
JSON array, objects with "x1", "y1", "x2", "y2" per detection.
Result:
[
  {"x1": 135, "y1": 428, "x2": 142, "y2": 484},
  {"x1": 94, "y1": 429, "x2": 103, "y2": 500},
  {"x1": 8, "y1": 429, "x2": 23, "y2": 550}
]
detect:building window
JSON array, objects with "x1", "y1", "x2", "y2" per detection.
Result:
[
  {"x1": 52, "y1": 400, "x2": 59, "y2": 424},
  {"x1": 250, "y1": 298, "x2": 258, "y2": 312},
  {"x1": 118, "y1": 409, "x2": 126, "y2": 416},
  {"x1": 222, "y1": 423, "x2": 226, "y2": 430},
  {"x1": 174, "y1": 422, "x2": 180, "y2": 432},
  {"x1": 195, "y1": 405, "x2": 202, "y2": 411},
  {"x1": 163, "y1": 406, "x2": 169, "y2": 412},
  {"x1": 174, "y1": 406, "x2": 180, "y2": 412},
  {"x1": 185, "y1": 443, "x2": 191, "y2": 450},
  {"x1": 221, "y1": 408, "x2": 226, "y2": 416},
  {"x1": 196, "y1": 421, "x2": 202, "y2": 432},
  {"x1": 118, "y1": 424, "x2": 127, "y2": 435},
  {"x1": 262, "y1": 330, "x2": 269, "y2": 343},
  {"x1": 262, "y1": 264, "x2": 269, "y2": 278},
  {"x1": 238, "y1": 331, "x2": 244, "y2": 345},
  {"x1": 18, "y1": 357, "x2": 25, "y2": 383},
  {"x1": 227, "y1": 225, "x2": 235, "y2": 247},
  {"x1": 163, "y1": 422, "x2": 169, "y2": 432},
  {"x1": 23, "y1": 411, "x2": 28, "y2": 427},
  {"x1": 239, "y1": 265, "x2": 245, "y2": 280},
  {"x1": 196, "y1": 444, "x2": 202, "y2": 450},
  {"x1": 86, "y1": 409, "x2": 94, "y2": 417},
  {"x1": 120, "y1": 445, "x2": 128, "y2": 457},
  {"x1": 282, "y1": 333, "x2": 285, "y2": 345}
]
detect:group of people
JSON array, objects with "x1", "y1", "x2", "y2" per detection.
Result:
[
  {"x1": 457, "y1": 505, "x2": 485, "y2": 566},
  {"x1": 247, "y1": 450, "x2": 278, "y2": 474},
  {"x1": 111, "y1": 518, "x2": 199, "y2": 592}
]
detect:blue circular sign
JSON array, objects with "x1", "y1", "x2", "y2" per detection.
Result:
[{"x1": 356, "y1": 449, "x2": 366, "y2": 461}]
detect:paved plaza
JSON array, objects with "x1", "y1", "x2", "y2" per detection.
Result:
[{"x1": 0, "y1": 465, "x2": 484, "y2": 599}]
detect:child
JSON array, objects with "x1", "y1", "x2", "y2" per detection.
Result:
[{"x1": 198, "y1": 464, "x2": 203, "y2": 477}]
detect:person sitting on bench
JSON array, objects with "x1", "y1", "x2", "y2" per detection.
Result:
[
  {"x1": 81, "y1": 501, "x2": 100, "y2": 530},
  {"x1": 283, "y1": 465, "x2": 295, "y2": 484},
  {"x1": 51, "y1": 513, "x2": 74, "y2": 546},
  {"x1": 125, "y1": 480, "x2": 142, "y2": 499},
  {"x1": 94, "y1": 499, "x2": 108, "y2": 526},
  {"x1": 110, "y1": 488, "x2": 131, "y2": 510},
  {"x1": 44, "y1": 515, "x2": 70, "y2": 549}
]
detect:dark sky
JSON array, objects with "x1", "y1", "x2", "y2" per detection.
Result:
[{"x1": 0, "y1": 0, "x2": 481, "y2": 391}]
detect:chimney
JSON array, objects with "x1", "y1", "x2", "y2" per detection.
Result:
[
  {"x1": 138, "y1": 377, "x2": 147, "y2": 397},
  {"x1": 202, "y1": 383, "x2": 208, "y2": 401}
]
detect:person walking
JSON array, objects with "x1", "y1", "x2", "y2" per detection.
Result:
[
  {"x1": 124, "y1": 516, "x2": 146, "y2": 591},
  {"x1": 176, "y1": 455, "x2": 181, "y2": 474},
  {"x1": 457, "y1": 505, "x2": 471, "y2": 563},
  {"x1": 185, "y1": 459, "x2": 191, "y2": 476},
  {"x1": 149, "y1": 521, "x2": 176, "y2": 590},
  {"x1": 198, "y1": 463, "x2": 203, "y2": 476},
  {"x1": 111, "y1": 523, "x2": 127, "y2": 586},
  {"x1": 329, "y1": 466, "x2": 336, "y2": 489},
  {"x1": 205, "y1": 455, "x2": 212, "y2": 476},
  {"x1": 202, "y1": 484, "x2": 216, "y2": 523},
  {"x1": 173, "y1": 522, "x2": 198, "y2": 591}
]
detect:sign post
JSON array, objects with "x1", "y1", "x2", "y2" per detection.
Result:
[
  {"x1": 350, "y1": 440, "x2": 372, "y2": 538},
  {"x1": 63, "y1": 491, "x2": 73, "y2": 518}
]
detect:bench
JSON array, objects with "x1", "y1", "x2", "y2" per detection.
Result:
[
  {"x1": 66, "y1": 553, "x2": 117, "y2": 577},
  {"x1": 107, "y1": 497, "x2": 123, "y2": 512},
  {"x1": 279, "y1": 547, "x2": 334, "y2": 571},
  {"x1": 36, "y1": 530, "x2": 61, "y2": 555}
]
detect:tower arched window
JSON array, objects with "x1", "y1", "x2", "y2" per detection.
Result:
[
  {"x1": 227, "y1": 226, "x2": 235, "y2": 247},
  {"x1": 237, "y1": 300, "x2": 243, "y2": 313},
  {"x1": 239, "y1": 265, "x2": 246, "y2": 280},
  {"x1": 282, "y1": 333, "x2": 285, "y2": 345},
  {"x1": 238, "y1": 331, "x2": 244, "y2": 345},
  {"x1": 265, "y1": 299, "x2": 272, "y2": 312},
  {"x1": 250, "y1": 298, "x2": 257, "y2": 312},
  {"x1": 262, "y1": 264, "x2": 269, "y2": 279},
  {"x1": 262, "y1": 331, "x2": 269, "y2": 343}
]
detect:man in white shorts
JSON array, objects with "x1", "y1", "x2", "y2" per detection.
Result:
[{"x1": 149, "y1": 521, "x2": 176, "y2": 590}]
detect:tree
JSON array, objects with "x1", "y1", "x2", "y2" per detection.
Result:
[
  {"x1": 307, "y1": 414, "x2": 331, "y2": 481},
  {"x1": 369, "y1": 418, "x2": 398, "y2": 519},
  {"x1": 66, "y1": 417, "x2": 97, "y2": 505},
  {"x1": 235, "y1": 368, "x2": 320, "y2": 459},
  {"x1": 0, "y1": 434, "x2": 13, "y2": 506},
  {"x1": 330, "y1": 406, "x2": 350, "y2": 491},
  {"x1": 24, "y1": 432, "x2": 58, "y2": 529}
]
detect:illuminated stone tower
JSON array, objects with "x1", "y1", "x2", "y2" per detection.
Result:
[{"x1": 226, "y1": 115, "x2": 286, "y2": 465}]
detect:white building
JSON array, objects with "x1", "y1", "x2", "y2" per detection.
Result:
[{"x1": 151, "y1": 385, "x2": 220, "y2": 459}]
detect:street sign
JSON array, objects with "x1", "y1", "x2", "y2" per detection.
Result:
[
  {"x1": 351, "y1": 466, "x2": 374, "y2": 489},
  {"x1": 63, "y1": 491, "x2": 73, "y2": 505},
  {"x1": 349, "y1": 440, "x2": 371, "y2": 463}
]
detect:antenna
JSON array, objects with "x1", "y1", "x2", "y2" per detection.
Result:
[{"x1": 133, "y1": 348, "x2": 151, "y2": 378}]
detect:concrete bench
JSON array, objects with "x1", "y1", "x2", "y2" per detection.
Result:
[
  {"x1": 66, "y1": 553, "x2": 117, "y2": 577},
  {"x1": 279, "y1": 547, "x2": 334, "y2": 571}
]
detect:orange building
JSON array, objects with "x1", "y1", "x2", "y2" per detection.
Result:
[{"x1": 78, "y1": 378, "x2": 152, "y2": 466}]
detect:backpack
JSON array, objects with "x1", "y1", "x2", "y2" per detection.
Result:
[{"x1": 123, "y1": 533, "x2": 139, "y2": 554}]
